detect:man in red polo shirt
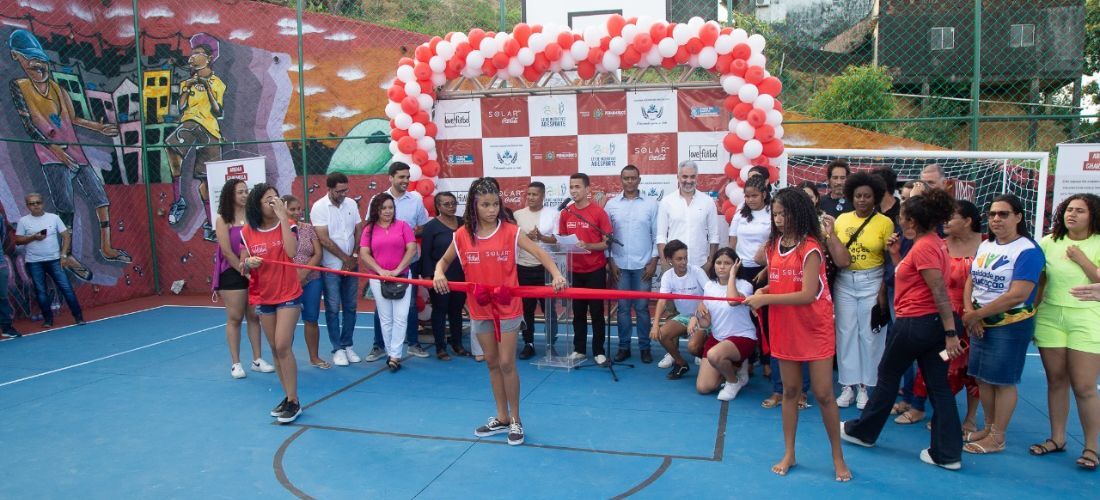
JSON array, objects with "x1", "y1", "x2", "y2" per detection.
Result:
[{"x1": 558, "y1": 173, "x2": 613, "y2": 365}]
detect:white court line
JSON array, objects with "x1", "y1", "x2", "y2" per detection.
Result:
[
  {"x1": 0, "y1": 323, "x2": 226, "y2": 388},
  {"x1": 0, "y1": 305, "x2": 168, "y2": 343}
]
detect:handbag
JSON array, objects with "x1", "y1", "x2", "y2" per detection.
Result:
[
  {"x1": 827, "y1": 213, "x2": 876, "y2": 287},
  {"x1": 380, "y1": 280, "x2": 409, "y2": 299}
]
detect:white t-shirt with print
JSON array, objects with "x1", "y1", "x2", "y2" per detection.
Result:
[
  {"x1": 702, "y1": 279, "x2": 757, "y2": 341},
  {"x1": 728, "y1": 208, "x2": 771, "y2": 267},
  {"x1": 659, "y1": 265, "x2": 710, "y2": 316}
]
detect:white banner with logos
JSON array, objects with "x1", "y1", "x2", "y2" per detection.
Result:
[
  {"x1": 1054, "y1": 143, "x2": 1100, "y2": 208},
  {"x1": 206, "y1": 156, "x2": 266, "y2": 223}
]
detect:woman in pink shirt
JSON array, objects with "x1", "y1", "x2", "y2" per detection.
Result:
[{"x1": 360, "y1": 193, "x2": 417, "y2": 371}]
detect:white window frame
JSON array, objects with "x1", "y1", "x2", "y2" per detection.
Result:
[
  {"x1": 1010, "y1": 23, "x2": 1036, "y2": 48},
  {"x1": 930, "y1": 27, "x2": 955, "y2": 51}
]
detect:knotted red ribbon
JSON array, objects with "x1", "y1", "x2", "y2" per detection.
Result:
[{"x1": 470, "y1": 284, "x2": 515, "y2": 342}]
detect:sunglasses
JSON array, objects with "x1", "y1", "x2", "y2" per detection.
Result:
[{"x1": 987, "y1": 210, "x2": 1014, "y2": 219}]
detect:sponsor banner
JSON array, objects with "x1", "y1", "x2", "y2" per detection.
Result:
[
  {"x1": 678, "y1": 88, "x2": 729, "y2": 133},
  {"x1": 482, "y1": 137, "x2": 532, "y2": 178},
  {"x1": 1054, "y1": 143, "x2": 1100, "y2": 208},
  {"x1": 627, "y1": 90, "x2": 678, "y2": 134},
  {"x1": 206, "y1": 156, "x2": 265, "y2": 223},
  {"x1": 627, "y1": 133, "x2": 677, "y2": 174},
  {"x1": 436, "y1": 138, "x2": 483, "y2": 178},
  {"x1": 530, "y1": 136, "x2": 579, "y2": 177},
  {"x1": 434, "y1": 98, "x2": 483, "y2": 140},
  {"x1": 539, "y1": 176, "x2": 573, "y2": 212},
  {"x1": 528, "y1": 94, "x2": 578, "y2": 137},
  {"x1": 676, "y1": 131, "x2": 731, "y2": 174},
  {"x1": 949, "y1": 179, "x2": 977, "y2": 202},
  {"x1": 576, "y1": 134, "x2": 630, "y2": 177},
  {"x1": 436, "y1": 177, "x2": 478, "y2": 213},
  {"x1": 482, "y1": 96, "x2": 530, "y2": 138},
  {"x1": 578, "y1": 92, "x2": 628, "y2": 135}
]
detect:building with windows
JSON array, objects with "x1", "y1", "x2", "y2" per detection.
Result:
[{"x1": 142, "y1": 69, "x2": 173, "y2": 124}]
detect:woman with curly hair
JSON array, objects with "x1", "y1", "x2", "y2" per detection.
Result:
[{"x1": 1031, "y1": 193, "x2": 1100, "y2": 469}]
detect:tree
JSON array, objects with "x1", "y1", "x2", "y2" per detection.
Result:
[{"x1": 807, "y1": 65, "x2": 896, "y2": 133}]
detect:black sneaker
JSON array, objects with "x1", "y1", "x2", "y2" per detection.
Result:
[
  {"x1": 270, "y1": 397, "x2": 289, "y2": 417},
  {"x1": 507, "y1": 420, "x2": 525, "y2": 446},
  {"x1": 474, "y1": 416, "x2": 509, "y2": 437},
  {"x1": 42, "y1": 321, "x2": 53, "y2": 329},
  {"x1": 518, "y1": 343, "x2": 535, "y2": 360},
  {"x1": 640, "y1": 349, "x2": 653, "y2": 364},
  {"x1": 614, "y1": 349, "x2": 631, "y2": 362},
  {"x1": 2, "y1": 328, "x2": 21, "y2": 338},
  {"x1": 276, "y1": 400, "x2": 302, "y2": 424},
  {"x1": 667, "y1": 363, "x2": 690, "y2": 380},
  {"x1": 75, "y1": 318, "x2": 86, "y2": 326}
]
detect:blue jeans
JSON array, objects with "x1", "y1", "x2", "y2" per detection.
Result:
[
  {"x1": 616, "y1": 268, "x2": 652, "y2": 350},
  {"x1": 322, "y1": 271, "x2": 359, "y2": 353},
  {"x1": 0, "y1": 265, "x2": 14, "y2": 330},
  {"x1": 374, "y1": 267, "x2": 419, "y2": 349},
  {"x1": 26, "y1": 259, "x2": 82, "y2": 322}
]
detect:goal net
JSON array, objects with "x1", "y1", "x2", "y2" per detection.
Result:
[{"x1": 782, "y1": 148, "x2": 1051, "y2": 240}]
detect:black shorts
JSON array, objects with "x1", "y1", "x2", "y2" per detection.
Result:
[{"x1": 216, "y1": 267, "x2": 248, "y2": 291}]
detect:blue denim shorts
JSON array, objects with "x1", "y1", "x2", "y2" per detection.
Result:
[
  {"x1": 967, "y1": 317, "x2": 1034, "y2": 386},
  {"x1": 298, "y1": 278, "x2": 323, "y2": 323},
  {"x1": 256, "y1": 297, "x2": 304, "y2": 316}
]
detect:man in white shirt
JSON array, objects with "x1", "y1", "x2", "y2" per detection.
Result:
[
  {"x1": 606, "y1": 166, "x2": 659, "y2": 364},
  {"x1": 656, "y1": 160, "x2": 719, "y2": 270},
  {"x1": 14, "y1": 193, "x2": 84, "y2": 328},
  {"x1": 513, "y1": 181, "x2": 559, "y2": 359},
  {"x1": 366, "y1": 162, "x2": 431, "y2": 362},
  {"x1": 311, "y1": 173, "x2": 363, "y2": 366}
]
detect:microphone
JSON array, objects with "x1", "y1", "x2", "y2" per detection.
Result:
[{"x1": 558, "y1": 198, "x2": 573, "y2": 211}]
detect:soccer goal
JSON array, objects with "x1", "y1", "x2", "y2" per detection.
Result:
[{"x1": 782, "y1": 148, "x2": 1052, "y2": 240}]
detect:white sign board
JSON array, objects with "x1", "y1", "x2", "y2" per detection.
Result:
[
  {"x1": 206, "y1": 156, "x2": 267, "y2": 223},
  {"x1": 1054, "y1": 143, "x2": 1100, "y2": 209}
]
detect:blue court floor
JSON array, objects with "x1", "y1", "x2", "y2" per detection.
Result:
[{"x1": 0, "y1": 305, "x2": 1095, "y2": 498}]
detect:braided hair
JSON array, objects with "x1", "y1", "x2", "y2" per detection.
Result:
[
  {"x1": 767, "y1": 187, "x2": 823, "y2": 248},
  {"x1": 462, "y1": 177, "x2": 505, "y2": 246}
]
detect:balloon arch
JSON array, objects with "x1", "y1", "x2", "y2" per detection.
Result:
[{"x1": 385, "y1": 15, "x2": 786, "y2": 222}]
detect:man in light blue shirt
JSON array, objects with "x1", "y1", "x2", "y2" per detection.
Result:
[{"x1": 605, "y1": 165, "x2": 659, "y2": 363}]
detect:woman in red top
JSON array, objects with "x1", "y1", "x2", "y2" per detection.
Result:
[
  {"x1": 433, "y1": 178, "x2": 567, "y2": 446},
  {"x1": 241, "y1": 183, "x2": 304, "y2": 424},
  {"x1": 743, "y1": 188, "x2": 850, "y2": 482}
]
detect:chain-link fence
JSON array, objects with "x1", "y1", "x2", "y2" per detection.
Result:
[{"x1": 0, "y1": 0, "x2": 1090, "y2": 313}]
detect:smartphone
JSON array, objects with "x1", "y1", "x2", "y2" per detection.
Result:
[
  {"x1": 939, "y1": 338, "x2": 969, "y2": 361},
  {"x1": 38, "y1": 229, "x2": 47, "y2": 235}
]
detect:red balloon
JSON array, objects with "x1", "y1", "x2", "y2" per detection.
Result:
[
  {"x1": 744, "y1": 65, "x2": 765, "y2": 85},
  {"x1": 429, "y1": 36, "x2": 442, "y2": 52},
  {"x1": 721, "y1": 198, "x2": 733, "y2": 213},
  {"x1": 723, "y1": 134, "x2": 746, "y2": 154},
  {"x1": 762, "y1": 139, "x2": 784, "y2": 158},
  {"x1": 398, "y1": 57, "x2": 414, "y2": 67},
  {"x1": 674, "y1": 46, "x2": 690, "y2": 64},
  {"x1": 423, "y1": 196, "x2": 436, "y2": 218},
  {"x1": 387, "y1": 84, "x2": 406, "y2": 102},
  {"x1": 413, "y1": 111, "x2": 429, "y2": 124},
  {"x1": 716, "y1": 54, "x2": 732, "y2": 74},
  {"x1": 421, "y1": 160, "x2": 440, "y2": 178},
  {"x1": 481, "y1": 59, "x2": 498, "y2": 76},
  {"x1": 774, "y1": 99, "x2": 783, "y2": 112},
  {"x1": 455, "y1": 41, "x2": 472, "y2": 60},
  {"x1": 733, "y1": 103, "x2": 753, "y2": 120},
  {"x1": 416, "y1": 178, "x2": 435, "y2": 196},
  {"x1": 686, "y1": 38, "x2": 703, "y2": 55},
  {"x1": 721, "y1": 27, "x2": 733, "y2": 35},
  {"x1": 600, "y1": 36, "x2": 611, "y2": 52},
  {"x1": 533, "y1": 53, "x2": 550, "y2": 73},
  {"x1": 424, "y1": 122, "x2": 438, "y2": 137},
  {"x1": 731, "y1": 43, "x2": 751, "y2": 60},
  {"x1": 415, "y1": 44, "x2": 432, "y2": 62},
  {"x1": 736, "y1": 176, "x2": 746, "y2": 188},
  {"x1": 391, "y1": 127, "x2": 408, "y2": 141},
  {"x1": 557, "y1": 31, "x2": 574, "y2": 51},
  {"x1": 649, "y1": 23, "x2": 666, "y2": 41},
  {"x1": 724, "y1": 95, "x2": 740, "y2": 112},
  {"x1": 751, "y1": 156, "x2": 770, "y2": 167},
  {"x1": 729, "y1": 59, "x2": 747, "y2": 78},
  {"x1": 700, "y1": 24, "x2": 719, "y2": 46},
  {"x1": 755, "y1": 124, "x2": 776, "y2": 143},
  {"x1": 523, "y1": 66, "x2": 541, "y2": 82},
  {"x1": 408, "y1": 180, "x2": 419, "y2": 192},
  {"x1": 622, "y1": 46, "x2": 641, "y2": 67},
  {"x1": 401, "y1": 96, "x2": 419, "y2": 115},
  {"x1": 504, "y1": 38, "x2": 521, "y2": 57},
  {"x1": 766, "y1": 165, "x2": 780, "y2": 183},
  {"x1": 414, "y1": 63, "x2": 432, "y2": 80},
  {"x1": 586, "y1": 48, "x2": 604, "y2": 65},
  {"x1": 665, "y1": 23, "x2": 676, "y2": 39},
  {"x1": 577, "y1": 60, "x2": 596, "y2": 79},
  {"x1": 445, "y1": 58, "x2": 463, "y2": 75},
  {"x1": 513, "y1": 23, "x2": 532, "y2": 45},
  {"x1": 412, "y1": 149, "x2": 429, "y2": 165},
  {"x1": 633, "y1": 33, "x2": 653, "y2": 53},
  {"x1": 469, "y1": 28, "x2": 486, "y2": 49},
  {"x1": 661, "y1": 57, "x2": 677, "y2": 70},
  {"x1": 724, "y1": 206, "x2": 737, "y2": 223},
  {"x1": 607, "y1": 14, "x2": 626, "y2": 37},
  {"x1": 492, "y1": 52, "x2": 510, "y2": 69},
  {"x1": 759, "y1": 77, "x2": 783, "y2": 97},
  {"x1": 747, "y1": 109, "x2": 767, "y2": 127},
  {"x1": 397, "y1": 136, "x2": 417, "y2": 154},
  {"x1": 724, "y1": 162, "x2": 738, "y2": 179},
  {"x1": 544, "y1": 42, "x2": 562, "y2": 61}
]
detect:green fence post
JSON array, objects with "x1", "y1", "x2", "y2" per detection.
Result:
[
  {"x1": 499, "y1": 0, "x2": 507, "y2": 32},
  {"x1": 132, "y1": 0, "x2": 162, "y2": 294},
  {"x1": 969, "y1": 0, "x2": 982, "y2": 151},
  {"x1": 296, "y1": 0, "x2": 310, "y2": 218}
]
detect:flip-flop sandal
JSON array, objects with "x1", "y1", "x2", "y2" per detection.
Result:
[
  {"x1": 891, "y1": 402, "x2": 911, "y2": 415},
  {"x1": 1078, "y1": 448, "x2": 1098, "y2": 470},
  {"x1": 797, "y1": 397, "x2": 812, "y2": 410},
  {"x1": 66, "y1": 261, "x2": 94, "y2": 282},
  {"x1": 964, "y1": 439, "x2": 1005, "y2": 454},
  {"x1": 100, "y1": 248, "x2": 133, "y2": 263},
  {"x1": 761, "y1": 394, "x2": 782, "y2": 409},
  {"x1": 1028, "y1": 438, "x2": 1066, "y2": 456},
  {"x1": 311, "y1": 360, "x2": 332, "y2": 370},
  {"x1": 387, "y1": 359, "x2": 401, "y2": 372},
  {"x1": 894, "y1": 411, "x2": 923, "y2": 425}
]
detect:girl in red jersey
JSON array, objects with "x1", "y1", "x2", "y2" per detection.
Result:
[
  {"x1": 433, "y1": 178, "x2": 567, "y2": 446},
  {"x1": 241, "y1": 183, "x2": 304, "y2": 424},
  {"x1": 744, "y1": 187, "x2": 851, "y2": 482}
]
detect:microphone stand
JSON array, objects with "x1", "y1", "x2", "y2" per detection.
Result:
[{"x1": 563, "y1": 201, "x2": 634, "y2": 382}]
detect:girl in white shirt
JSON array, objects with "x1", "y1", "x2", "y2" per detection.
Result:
[{"x1": 690, "y1": 247, "x2": 758, "y2": 401}]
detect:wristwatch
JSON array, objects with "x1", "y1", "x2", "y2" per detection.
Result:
[{"x1": 944, "y1": 329, "x2": 958, "y2": 338}]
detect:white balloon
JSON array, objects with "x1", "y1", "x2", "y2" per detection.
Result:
[
  {"x1": 636, "y1": 17, "x2": 654, "y2": 34},
  {"x1": 753, "y1": 94, "x2": 775, "y2": 111},
  {"x1": 385, "y1": 102, "x2": 401, "y2": 119},
  {"x1": 771, "y1": 152, "x2": 788, "y2": 167},
  {"x1": 688, "y1": 17, "x2": 705, "y2": 31},
  {"x1": 735, "y1": 121, "x2": 755, "y2": 141},
  {"x1": 725, "y1": 183, "x2": 745, "y2": 207},
  {"x1": 715, "y1": 34, "x2": 735, "y2": 55},
  {"x1": 657, "y1": 38, "x2": 678, "y2": 58},
  {"x1": 766, "y1": 109, "x2": 783, "y2": 126},
  {"x1": 738, "y1": 83, "x2": 759, "y2": 103},
  {"x1": 560, "y1": 51, "x2": 576, "y2": 71},
  {"x1": 507, "y1": 58, "x2": 523, "y2": 77},
  {"x1": 748, "y1": 53, "x2": 767, "y2": 68},
  {"x1": 416, "y1": 136, "x2": 434, "y2": 152},
  {"x1": 602, "y1": 51, "x2": 620, "y2": 71},
  {"x1": 743, "y1": 139, "x2": 763, "y2": 159},
  {"x1": 747, "y1": 34, "x2": 767, "y2": 53},
  {"x1": 396, "y1": 65, "x2": 415, "y2": 83},
  {"x1": 646, "y1": 49, "x2": 663, "y2": 66},
  {"x1": 595, "y1": 62, "x2": 607, "y2": 74},
  {"x1": 392, "y1": 153, "x2": 412, "y2": 165},
  {"x1": 570, "y1": 40, "x2": 589, "y2": 61},
  {"x1": 404, "y1": 80, "x2": 422, "y2": 97},
  {"x1": 672, "y1": 23, "x2": 691, "y2": 45},
  {"x1": 428, "y1": 149, "x2": 437, "y2": 161},
  {"x1": 388, "y1": 140, "x2": 399, "y2": 155},
  {"x1": 542, "y1": 24, "x2": 559, "y2": 38},
  {"x1": 408, "y1": 122, "x2": 426, "y2": 139},
  {"x1": 688, "y1": 54, "x2": 699, "y2": 68},
  {"x1": 494, "y1": 31, "x2": 509, "y2": 44},
  {"x1": 740, "y1": 165, "x2": 752, "y2": 182},
  {"x1": 461, "y1": 66, "x2": 477, "y2": 79},
  {"x1": 416, "y1": 94, "x2": 433, "y2": 111},
  {"x1": 773, "y1": 125, "x2": 785, "y2": 139},
  {"x1": 450, "y1": 33, "x2": 467, "y2": 45},
  {"x1": 429, "y1": 55, "x2": 445, "y2": 73},
  {"x1": 435, "y1": 41, "x2": 454, "y2": 60},
  {"x1": 394, "y1": 113, "x2": 413, "y2": 130},
  {"x1": 517, "y1": 47, "x2": 535, "y2": 66},
  {"x1": 409, "y1": 163, "x2": 422, "y2": 181},
  {"x1": 528, "y1": 33, "x2": 547, "y2": 52},
  {"x1": 728, "y1": 118, "x2": 739, "y2": 132},
  {"x1": 609, "y1": 36, "x2": 627, "y2": 55},
  {"x1": 721, "y1": 75, "x2": 746, "y2": 95},
  {"x1": 479, "y1": 37, "x2": 498, "y2": 58},
  {"x1": 731, "y1": 29, "x2": 748, "y2": 44},
  {"x1": 698, "y1": 47, "x2": 717, "y2": 69},
  {"x1": 621, "y1": 24, "x2": 638, "y2": 43},
  {"x1": 731, "y1": 153, "x2": 750, "y2": 168},
  {"x1": 466, "y1": 50, "x2": 485, "y2": 69}
]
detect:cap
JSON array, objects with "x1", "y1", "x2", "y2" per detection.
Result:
[{"x1": 8, "y1": 29, "x2": 49, "y2": 62}]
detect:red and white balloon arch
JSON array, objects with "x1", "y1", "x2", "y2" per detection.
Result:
[{"x1": 385, "y1": 15, "x2": 786, "y2": 221}]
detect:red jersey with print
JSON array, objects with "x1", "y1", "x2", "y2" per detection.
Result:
[
  {"x1": 453, "y1": 221, "x2": 523, "y2": 320},
  {"x1": 557, "y1": 202, "x2": 612, "y2": 273},
  {"x1": 765, "y1": 237, "x2": 836, "y2": 361},
  {"x1": 242, "y1": 221, "x2": 303, "y2": 305},
  {"x1": 894, "y1": 234, "x2": 949, "y2": 318}
]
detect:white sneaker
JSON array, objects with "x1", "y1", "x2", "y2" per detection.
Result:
[
  {"x1": 567, "y1": 351, "x2": 587, "y2": 362},
  {"x1": 836, "y1": 386, "x2": 856, "y2": 408},
  {"x1": 736, "y1": 362, "x2": 750, "y2": 385},
  {"x1": 251, "y1": 358, "x2": 275, "y2": 373},
  {"x1": 839, "y1": 421, "x2": 874, "y2": 447},
  {"x1": 694, "y1": 356, "x2": 702, "y2": 366},
  {"x1": 717, "y1": 381, "x2": 743, "y2": 401},
  {"x1": 920, "y1": 448, "x2": 961, "y2": 471},
  {"x1": 345, "y1": 347, "x2": 361, "y2": 363},
  {"x1": 856, "y1": 386, "x2": 870, "y2": 410},
  {"x1": 594, "y1": 354, "x2": 608, "y2": 366},
  {"x1": 332, "y1": 349, "x2": 349, "y2": 367},
  {"x1": 658, "y1": 353, "x2": 674, "y2": 369},
  {"x1": 230, "y1": 363, "x2": 246, "y2": 379}
]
